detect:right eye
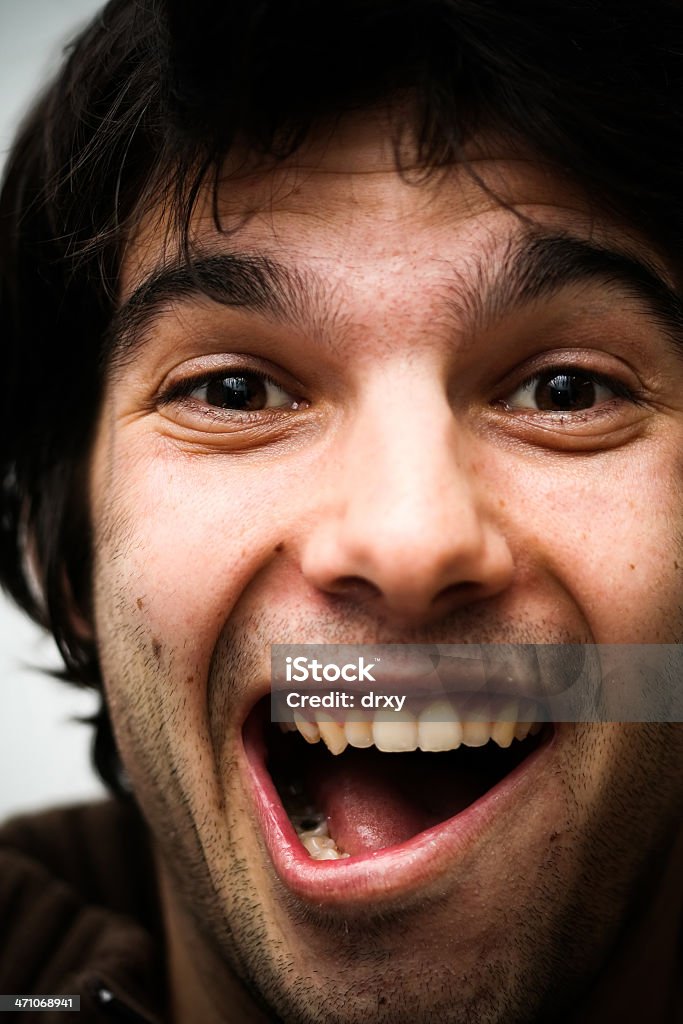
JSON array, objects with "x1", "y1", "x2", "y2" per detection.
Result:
[
  {"x1": 162, "y1": 370, "x2": 304, "y2": 414},
  {"x1": 186, "y1": 372, "x2": 300, "y2": 412}
]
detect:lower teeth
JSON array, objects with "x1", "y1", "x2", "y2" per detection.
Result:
[
  {"x1": 291, "y1": 810, "x2": 349, "y2": 860},
  {"x1": 274, "y1": 750, "x2": 349, "y2": 861}
]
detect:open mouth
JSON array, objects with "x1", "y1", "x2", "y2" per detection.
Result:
[{"x1": 244, "y1": 699, "x2": 552, "y2": 869}]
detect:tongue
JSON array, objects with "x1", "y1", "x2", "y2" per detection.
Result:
[{"x1": 308, "y1": 747, "x2": 490, "y2": 856}]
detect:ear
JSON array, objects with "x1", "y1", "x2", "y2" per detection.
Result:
[
  {"x1": 64, "y1": 579, "x2": 96, "y2": 643},
  {"x1": 58, "y1": 550, "x2": 98, "y2": 644},
  {"x1": 23, "y1": 523, "x2": 96, "y2": 643}
]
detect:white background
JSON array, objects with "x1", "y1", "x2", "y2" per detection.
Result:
[{"x1": 0, "y1": 0, "x2": 108, "y2": 819}]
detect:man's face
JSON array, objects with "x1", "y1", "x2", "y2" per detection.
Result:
[{"x1": 89, "y1": 113, "x2": 683, "y2": 1023}]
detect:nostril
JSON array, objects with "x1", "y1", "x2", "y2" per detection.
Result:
[
  {"x1": 327, "y1": 576, "x2": 383, "y2": 603},
  {"x1": 433, "y1": 580, "x2": 482, "y2": 606}
]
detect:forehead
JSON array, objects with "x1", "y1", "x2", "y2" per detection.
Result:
[{"x1": 121, "y1": 113, "x2": 666, "y2": 304}]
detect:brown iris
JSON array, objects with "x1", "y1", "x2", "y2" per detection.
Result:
[
  {"x1": 533, "y1": 372, "x2": 597, "y2": 411},
  {"x1": 204, "y1": 373, "x2": 269, "y2": 410}
]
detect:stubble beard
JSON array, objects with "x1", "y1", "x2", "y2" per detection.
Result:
[{"x1": 100, "y1": 597, "x2": 683, "y2": 1024}]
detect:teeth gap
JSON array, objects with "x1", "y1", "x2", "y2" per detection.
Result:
[{"x1": 298, "y1": 817, "x2": 325, "y2": 832}]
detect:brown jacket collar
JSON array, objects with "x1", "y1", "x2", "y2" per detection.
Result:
[{"x1": 0, "y1": 800, "x2": 165, "y2": 1022}]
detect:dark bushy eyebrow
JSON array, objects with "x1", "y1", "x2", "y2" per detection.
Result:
[
  {"x1": 106, "y1": 232, "x2": 683, "y2": 371},
  {"x1": 106, "y1": 252, "x2": 315, "y2": 370},
  {"x1": 475, "y1": 234, "x2": 683, "y2": 346}
]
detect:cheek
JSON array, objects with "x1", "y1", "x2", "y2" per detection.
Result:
[
  {"x1": 90, "y1": 438, "x2": 317, "y2": 687},
  {"x1": 569, "y1": 723, "x2": 683, "y2": 832},
  {"x1": 89, "y1": 446, "x2": 270, "y2": 831},
  {"x1": 493, "y1": 440, "x2": 683, "y2": 641}
]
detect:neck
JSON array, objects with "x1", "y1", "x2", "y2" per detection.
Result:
[{"x1": 158, "y1": 865, "x2": 272, "y2": 1024}]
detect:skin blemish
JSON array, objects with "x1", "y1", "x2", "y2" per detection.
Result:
[
  {"x1": 152, "y1": 638, "x2": 162, "y2": 660},
  {"x1": 136, "y1": 596, "x2": 144, "y2": 610}
]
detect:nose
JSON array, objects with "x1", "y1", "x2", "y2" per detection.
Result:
[{"x1": 300, "y1": 374, "x2": 515, "y2": 624}]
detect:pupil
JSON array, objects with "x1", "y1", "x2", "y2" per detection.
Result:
[
  {"x1": 205, "y1": 374, "x2": 267, "y2": 410},
  {"x1": 536, "y1": 373, "x2": 595, "y2": 411}
]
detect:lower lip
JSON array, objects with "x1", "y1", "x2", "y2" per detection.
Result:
[{"x1": 241, "y1": 713, "x2": 558, "y2": 907}]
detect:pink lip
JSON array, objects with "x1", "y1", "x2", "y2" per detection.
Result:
[{"x1": 241, "y1": 709, "x2": 559, "y2": 908}]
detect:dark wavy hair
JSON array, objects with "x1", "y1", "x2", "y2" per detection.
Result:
[{"x1": 2, "y1": 0, "x2": 683, "y2": 792}]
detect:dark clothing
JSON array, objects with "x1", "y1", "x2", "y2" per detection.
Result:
[{"x1": 0, "y1": 801, "x2": 164, "y2": 1023}]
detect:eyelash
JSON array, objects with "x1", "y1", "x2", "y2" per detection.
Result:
[
  {"x1": 502, "y1": 365, "x2": 644, "y2": 407},
  {"x1": 156, "y1": 362, "x2": 645, "y2": 418},
  {"x1": 158, "y1": 369, "x2": 285, "y2": 406}
]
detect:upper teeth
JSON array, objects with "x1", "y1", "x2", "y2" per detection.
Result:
[{"x1": 281, "y1": 702, "x2": 542, "y2": 755}]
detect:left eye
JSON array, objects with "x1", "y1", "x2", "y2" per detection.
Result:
[
  {"x1": 504, "y1": 370, "x2": 619, "y2": 412},
  {"x1": 186, "y1": 372, "x2": 298, "y2": 411}
]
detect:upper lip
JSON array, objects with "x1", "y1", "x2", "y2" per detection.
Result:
[{"x1": 427, "y1": 645, "x2": 589, "y2": 698}]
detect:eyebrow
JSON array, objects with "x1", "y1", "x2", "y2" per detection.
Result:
[
  {"x1": 472, "y1": 233, "x2": 683, "y2": 345},
  {"x1": 106, "y1": 232, "x2": 683, "y2": 370},
  {"x1": 107, "y1": 251, "x2": 311, "y2": 369}
]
